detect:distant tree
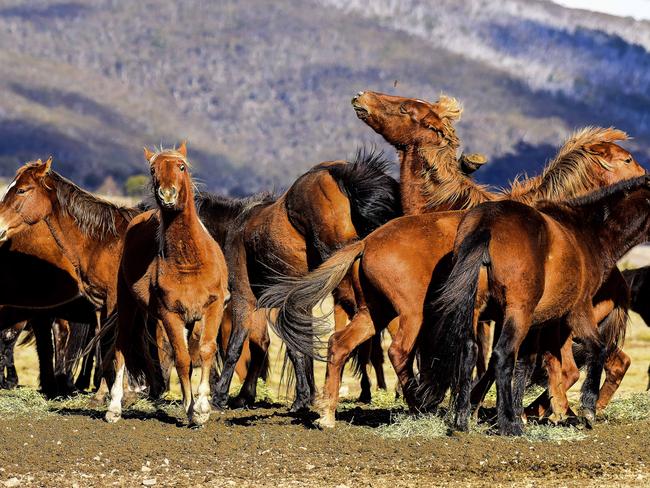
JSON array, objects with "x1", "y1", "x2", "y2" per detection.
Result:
[
  {"x1": 124, "y1": 174, "x2": 149, "y2": 198},
  {"x1": 97, "y1": 175, "x2": 122, "y2": 196}
]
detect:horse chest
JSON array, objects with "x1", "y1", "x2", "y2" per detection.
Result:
[{"x1": 152, "y1": 263, "x2": 221, "y2": 322}]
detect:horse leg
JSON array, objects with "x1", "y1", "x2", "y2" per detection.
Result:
[
  {"x1": 371, "y1": 332, "x2": 386, "y2": 391},
  {"x1": 212, "y1": 250, "x2": 255, "y2": 409},
  {"x1": 475, "y1": 321, "x2": 492, "y2": 379},
  {"x1": 525, "y1": 333, "x2": 579, "y2": 418},
  {"x1": 316, "y1": 308, "x2": 376, "y2": 428},
  {"x1": 32, "y1": 317, "x2": 58, "y2": 397},
  {"x1": 596, "y1": 348, "x2": 631, "y2": 413},
  {"x1": 512, "y1": 330, "x2": 539, "y2": 423},
  {"x1": 493, "y1": 310, "x2": 530, "y2": 436},
  {"x1": 567, "y1": 309, "x2": 601, "y2": 425},
  {"x1": 387, "y1": 311, "x2": 423, "y2": 412},
  {"x1": 194, "y1": 302, "x2": 224, "y2": 426},
  {"x1": 231, "y1": 309, "x2": 270, "y2": 409},
  {"x1": 355, "y1": 339, "x2": 372, "y2": 404},
  {"x1": 161, "y1": 313, "x2": 195, "y2": 424}
]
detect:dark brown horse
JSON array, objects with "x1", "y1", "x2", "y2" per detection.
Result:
[
  {"x1": 260, "y1": 127, "x2": 644, "y2": 428},
  {"x1": 106, "y1": 144, "x2": 228, "y2": 426},
  {"x1": 206, "y1": 150, "x2": 400, "y2": 411},
  {"x1": 433, "y1": 176, "x2": 650, "y2": 435}
]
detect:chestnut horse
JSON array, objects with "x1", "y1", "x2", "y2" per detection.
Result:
[
  {"x1": 259, "y1": 127, "x2": 644, "y2": 428},
  {"x1": 433, "y1": 176, "x2": 650, "y2": 435},
  {"x1": 106, "y1": 145, "x2": 229, "y2": 426}
]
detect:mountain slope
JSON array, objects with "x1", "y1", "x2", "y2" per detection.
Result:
[{"x1": 0, "y1": 0, "x2": 648, "y2": 193}]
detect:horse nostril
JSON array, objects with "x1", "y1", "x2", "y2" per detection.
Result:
[
  {"x1": 171, "y1": 187, "x2": 177, "y2": 197},
  {"x1": 0, "y1": 229, "x2": 6, "y2": 241}
]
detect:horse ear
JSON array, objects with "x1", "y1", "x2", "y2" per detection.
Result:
[
  {"x1": 459, "y1": 153, "x2": 487, "y2": 175},
  {"x1": 177, "y1": 141, "x2": 187, "y2": 158},
  {"x1": 34, "y1": 157, "x2": 52, "y2": 178},
  {"x1": 144, "y1": 147, "x2": 155, "y2": 162}
]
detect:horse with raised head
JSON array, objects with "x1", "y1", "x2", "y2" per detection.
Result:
[
  {"x1": 433, "y1": 176, "x2": 650, "y2": 435},
  {"x1": 260, "y1": 126, "x2": 644, "y2": 428},
  {"x1": 106, "y1": 144, "x2": 229, "y2": 426}
]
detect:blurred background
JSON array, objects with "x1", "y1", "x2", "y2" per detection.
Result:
[{"x1": 1, "y1": 0, "x2": 650, "y2": 197}]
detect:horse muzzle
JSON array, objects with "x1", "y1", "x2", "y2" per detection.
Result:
[{"x1": 157, "y1": 186, "x2": 178, "y2": 208}]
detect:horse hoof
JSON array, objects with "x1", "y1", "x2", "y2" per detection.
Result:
[
  {"x1": 357, "y1": 392, "x2": 372, "y2": 404},
  {"x1": 104, "y1": 410, "x2": 122, "y2": 424},
  {"x1": 580, "y1": 410, "x2": 595, "y2": 429},
  {"x1": 230, "y1": 395, "x2": 253, "y2": 410},
  {"x1": 211, "y1": 395, "x2": 229, "y2": 411},
  {"x1": 315, "y1": 415, "x2": 336, "y2": 429},
  {"x1": 189, "y1": 412, "x2": 210, "y2": 427},
  {"x1": 289, "y1": 399, "x2": 311, "y2": 413}
]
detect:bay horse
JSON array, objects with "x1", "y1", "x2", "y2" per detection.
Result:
[
  {"x1": 205, "y1": 149, "x2": 400, "y2": 411},
  {"x1": 259, "y1": 127, "x2": 644, "y2": 428},
  {"x1": 433, "y1": 176, "x2": 650, "y2": 435},
  {"x1": 106, "y1": 144, "x2": 229, "y2": 426}
]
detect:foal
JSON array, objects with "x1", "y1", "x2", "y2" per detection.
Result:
[
  {"x1": 434, "y1": 176, "x2": 650, "y2": 435},
  {"x1": 106, "y1": 144, "x2": 228, "y2": 426}
]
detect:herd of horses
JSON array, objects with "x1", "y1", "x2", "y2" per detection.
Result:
[{"x1": 0, "y1": 91, "x2": 649, "y2": 435}]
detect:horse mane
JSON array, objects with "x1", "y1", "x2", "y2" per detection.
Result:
[
  {"x1": 563, "y1": 174, "x2": 648, "y2": 208},
  {"x1": 46, "y1": 171, "x2": 139, "y2": 239},
  {"x1": 507, "y1": 127, "x2": 629, "y2": 203},
  {"x1": 195, "y1": 191, "x2": 275, "y2": 222},
  {"x1": 420, "y1": 144, "x2": 495, "y2": 211}
]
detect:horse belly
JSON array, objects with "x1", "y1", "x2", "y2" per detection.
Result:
[{"x1": 533, "y1": 231, "x2": 583, "y2": 323}]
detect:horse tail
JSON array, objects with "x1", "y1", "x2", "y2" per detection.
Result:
[
  {"x1": 601, "y1": 298, "x2": 629, "y2": 356},
  {"x1": 258, "y1": 240, "x2": 366, "y2": 359},
  {"x1": 328, "y1": 147, "x2": 401, "y2": 237},
  {"x1": 62, "y1": 322, "x2": 93, "y2": 373},
  {"x1": 422, "y1": 227, "x2": 491, "y2": 408}
]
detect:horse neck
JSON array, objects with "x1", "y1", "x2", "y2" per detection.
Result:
[
  {"x1": 414, "y1": 145, "x2": 494, "y2": 212},
  {"x1": 569, "y1": 191, "x2": 650, "y2": 273},
  {"x1": 158, "y1": 191, "x2": 206, "y2": 266},
  {"x1": 398, "y1": 146, "x2": 430, "y2": 215}
]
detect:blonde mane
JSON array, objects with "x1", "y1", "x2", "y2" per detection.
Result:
[{"x1": 507, "y1": 126, "x2": 628, "y2": 204}]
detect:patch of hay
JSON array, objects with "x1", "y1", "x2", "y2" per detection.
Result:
[
  {"x1": 0, "y1": 388, "x2": 50, "y2": 418},
  {"x1": 601, "y1": 393, "x2": 650, "y2": 422}
]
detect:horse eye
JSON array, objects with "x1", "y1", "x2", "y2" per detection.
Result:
[
  {"x1": 16, "y1": 187, "x2": 29, "y2": 195},
  {"x1": 399, "y1": 104, "x2": 408, "y2": 114},
  {"x1": 179, "y1": 164, "x2": 185, "y2": 172},
  {"x1": 625, "y1": 158, "x2": 632, "y2": 165}
]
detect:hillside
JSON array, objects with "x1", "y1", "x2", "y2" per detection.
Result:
[{"x1": 0, "y1": 0, "x2": 649, "y2": 194}]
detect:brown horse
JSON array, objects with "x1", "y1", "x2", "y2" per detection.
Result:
[
  {"x1": 259, "y1": 127, "x2": 644, "y2": 428},
  {"x1": 0, "y1": 157, "x2": 141, "y2": 399},
  {"x1": 206, "y1": 150, "x2": 400, "y2": 411},
  {"x1": 106, "y1": 144, "x2": 228, "y2": 426},
  {"x1": 433, "y1": 176, "x2": 650, "y2": 435}
]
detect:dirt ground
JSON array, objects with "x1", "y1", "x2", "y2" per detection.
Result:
[
  {"x1": 1, "y1": 308, "x2": 649, "y2": 487},
  {"x1": 0, "y1": 402, "x2": 649, "y2": 487}
]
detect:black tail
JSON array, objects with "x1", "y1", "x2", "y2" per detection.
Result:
[
  {"x1": 61, "y1": 322, "x2": 93, "y2": 375},
  {"x1": 327, "y1": 147, "x2": 401, "y2": 237},
  {"x1": 257, "y1": 240, "x2": 365, "y2": 359},
  {"x1": 421, "y1": 228, "x2": 491, "y2": 409}
]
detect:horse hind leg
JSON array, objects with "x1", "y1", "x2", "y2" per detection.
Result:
[
  {"x1": 596, "y1": 348, "x2": 631, "y2": 413},
  {"x1": 316, "y1": 308, "x2": 376, "y2": 428},
  {"x1": 492, "y1": 310, "x2": 531, "y2": 436}
]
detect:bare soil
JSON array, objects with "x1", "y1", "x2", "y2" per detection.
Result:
[{"x1": 0, "y1": 402, "x2": 649, "y2": 487}]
